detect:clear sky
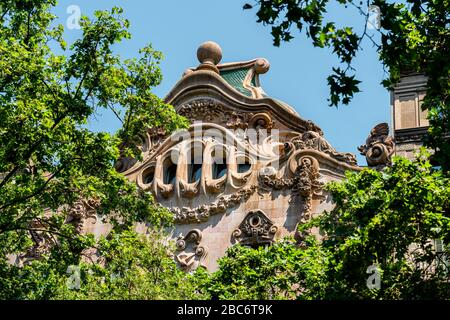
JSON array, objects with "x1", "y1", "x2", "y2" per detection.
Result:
[{"x1": 52, "y1": 0, "x2": 390, "y2": 165}]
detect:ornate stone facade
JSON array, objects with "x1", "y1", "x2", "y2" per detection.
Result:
[{"x1": 120, "y1": 41, "x2": 361, "y2": 271}]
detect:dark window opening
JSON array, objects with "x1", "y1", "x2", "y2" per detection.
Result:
[
  {"x1": 163, "y1": 160, "x2": 177, "y2": 185},
  {"x1": 213, "y1": 162, "x2": 227, "y2": 180},
  {"x1": 237, "y1": 161, "x2": 251, "y2": 173},
  {"x1": 143, "y1": 168, "x2": 155, "y2": 184},
  {"x1": 188, "y1": 163, "x2": 202, "y2": 183}
]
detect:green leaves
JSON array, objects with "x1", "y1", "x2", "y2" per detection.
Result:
[
  {"x1": 0, "y1": 3, "x2": 188, "y2": 298},
  {"x1": 315, "y1": 151, "x2": 450, "y2": 298},
  {"x1": 204, "y1": 152, "x2": 449, "y2": 299},
  {"x1": 327, "y1": 67, "x2": 361, "y2": 106},
  {"x1": 202, "y1": 239, "x2": 328, "y2": 300}
]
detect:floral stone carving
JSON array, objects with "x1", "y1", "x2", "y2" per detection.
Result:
[
  {"x1": 291, "y1": 125, "x2": 357, "y2": 166},
  {"x1": 233, "y1": 210, "x2": 278, "y2": 246},
  {"x1": 171, "y1": 185, "x2": 257, "y2": 224}
]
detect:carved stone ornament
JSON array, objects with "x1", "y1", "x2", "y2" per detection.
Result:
[
  {"x1": 115, "y1": 127, "x2": 167, "y2": 173},
  {"x1": 291, "y1": 122, "x2": 357, "y2": 166},
  {"x1": 232, "y1": 210, "x2": 278, "y2": 246},
  {"x1": 171, "y1": 185, "x2": 257, "y2": 224},
  {"x1": 66, "y1": 198, "x2": 99, "y2": 233},
  {"x1": 178, "y1": 99, "x2": 259, "y2": 130},
  {"x1": 17, "y1": 218, "x2": 57, "y2": 264},
  {"x1": 358, "y1": 123, "x2": 394, "y2": 167},
  {"x1": 258, "y1": 155, "x2": 324, "y2": 224},
  {"x1": 175, "y1": 229, "x2": 208, "y2": 272},
  {"x1": 178, "y1": 99, "x2": 224, "y2": 122}
]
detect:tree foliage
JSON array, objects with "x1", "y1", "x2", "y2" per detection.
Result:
[
  {"x1": 0, "y1": 1, "x2": 189, "y2": 298},
  {"x1": 1, "y1": 229, "x2": 204, "y2": 300},
  {"x1": 243, "y1": 0, "x2": 449, "y2": 169},
  {"x1": 203, "y1": 239, "x2": 327, "y2": 300}
]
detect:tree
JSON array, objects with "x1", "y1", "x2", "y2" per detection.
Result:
[
  {"x1": 1, "y1": 229, "x2": 205, "y2": 300},
  {"x1": 0, "y1": 1, "x2": 190, "y2": 298},
  {"x1": 305, "y1": 151, "x2": 450, "y2": 299},
  {"x1": 204, "y1": 153, "x2": 450, "y2": 299},
  {"x1": 202, "y1": 239, "x2": 327, "y2": 300},
  {"x1": 243, "y1": 0, "x2": 449, "y2": 169}
]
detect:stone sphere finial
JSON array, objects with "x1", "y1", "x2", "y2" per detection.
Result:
[{"x1": 197, "y1": 41, "x2": 222, "y2": 67}]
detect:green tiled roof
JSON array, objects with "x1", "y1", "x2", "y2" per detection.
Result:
[{"x1": 220, "y1": 68, "x2": 256, "y2": 97}]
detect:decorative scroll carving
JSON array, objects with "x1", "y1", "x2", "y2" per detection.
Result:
[
  {"x1": 146, "y1": 127, "x2": 167, "y2": 151},
  {"x1": 178, "y1": 99, "x2": 224, "y2": 122},
  {"x1": 291, "y1": 123, "x2": 357, "y2": 166},
  {"x1": 292, "y1": 157, "x2": 322, "y2": 222},
  {"x1": 115, "y1": 127, "x2": 167, "y2": 173},
  {"x1": 358, "y1": 123, "x2": 394, "y2": 167},
  {"x1": 226, "y1": 111, "x2": 254, "y2": 130},
  {"x1": 232, "y1": 210, "x2": 277, "y2": 246},
  {"x1": 114, "y1": 157, "x2": 137, "y2": 173},
  {"x1": 249, "y1": 113, "x2": 275, "y2": 134},
  {"x1": 66, "y1": 198, "x2": 99, "y2": 233},
  {"x1": 171, "y1": 185, "x2": 257, "y2": 224},
  {"x1": 175, "y1": 229, "x2": 208, "y2": 272}
]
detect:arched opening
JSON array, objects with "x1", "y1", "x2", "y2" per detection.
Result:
[
  {"x1": 143, "y1": 167, "x2": 155, "y2": 184},
  {"x1": 212, "y1": 147, "x2": 227, "y2": 180},
  {"x1": 163, "y1": 158, "x2": 177, "y2": 185},
  {"x1": 237, "y1": 157, "x2": 251, "y2": 174},
  {"x1": 187, "y1": 145, "x2": 203, "y2": 183}
]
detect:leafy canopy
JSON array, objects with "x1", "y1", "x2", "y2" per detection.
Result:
[{"x1": 0, "y1": 0, "x2": 190, "y2": 298}]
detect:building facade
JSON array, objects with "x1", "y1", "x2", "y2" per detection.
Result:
[
  {"x1": 118, "y1": 42, "x2": 363, "y2": 271},
  {"x1": 390, "y1": 73, "x2": 429, "y2": 160}
]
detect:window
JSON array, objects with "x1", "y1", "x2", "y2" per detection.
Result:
[
  {"x1": 187, "y1": 146, "x2": 203, "y2": 183},
  {"x1": 213, "y1": 162, "x2": 227, "y2": 180},
  {"x1": 237, "y1": 158, "x2": 251, "y2": 173},
  {"x1": 163, "y1": 158, "x2": 177, "y2": 185},
  {"x1": 143, "y1": 167, "x2": 155, "y2": 184},
  {"x1": 212, "y1": 148, "x2": 227, "y2": 180}
]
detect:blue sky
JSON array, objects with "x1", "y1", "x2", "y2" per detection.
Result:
[{"x1": 52, "y1": 0, "x2": 390, "y2": 165}]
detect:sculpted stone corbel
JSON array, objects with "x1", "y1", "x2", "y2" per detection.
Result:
[
  {"x1": 179, "y1": 179, "x2": 200, "y2": 198},
  {"x1": 358, "y1": 123, "x2": 394, "y2": 168},
  {"x1": 155, "y1": 178, "x2": 174, "y2": 198},
  {"x1": 175, "y1": 229, "x2": 208, "y2": 272}
]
